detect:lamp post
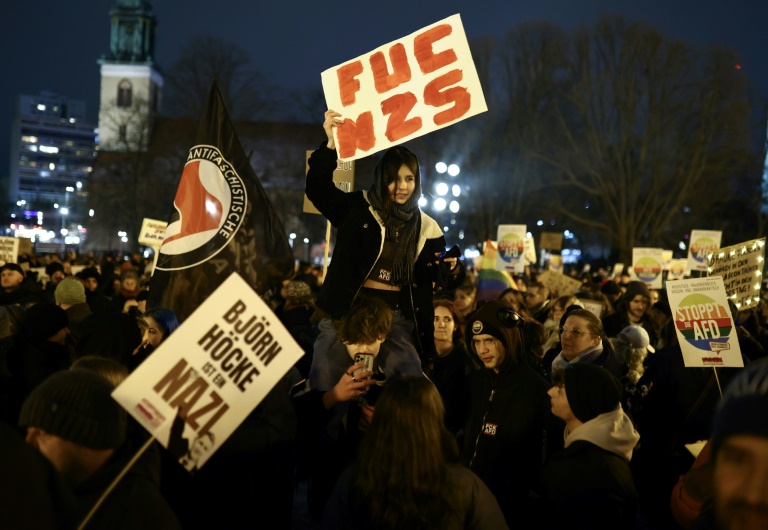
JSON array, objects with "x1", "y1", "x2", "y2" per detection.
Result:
[{"x1": 433, "y1": 161, "x2": 463, "y2": 244}]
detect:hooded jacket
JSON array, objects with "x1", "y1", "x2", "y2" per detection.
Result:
[
  {"x1": 461, "y1": 300, "x2": 556, "y2": 523},
  {"x1": 538, "y1": 406, "x2": 640, "y2": 529}
]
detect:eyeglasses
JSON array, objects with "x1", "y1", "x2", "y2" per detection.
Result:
[{"x1": 559, "y1": 327, "x2": 590, "y2": 337}]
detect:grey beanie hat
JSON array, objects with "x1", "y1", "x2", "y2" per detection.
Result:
[
  {"x1": 54, "y1": 278, "x2": 86, "y2": 305},
  {"x1": 19, "y1": 370, "x2": 126, "y2": 450}
]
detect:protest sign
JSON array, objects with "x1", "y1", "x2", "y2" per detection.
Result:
[
  {"x1": 113, "y1": 272, "x2": 303, "y2": 472},
  {"x1": 662, "y1": 250, "x2": 674, "y2": 270},
  {"x1": 17, "y1": 237, "x2": 32, "y2": 256},
  {"x1": 496, "y1": 225, "x2": 526, "y2": 274},
  {"x1": 667, "y1": 259, "x2": 688, "y2": 281},
  {"x1": 549, "y1": 254, "x2": 563, "y2": 273},
  {"x1": 476, "y1": 240, "x2": 516, "y2": 300},
  {"x1": 321, "y1": 14, "x2": 487, "y2": 161},
  {"x1": 540, "y1": 231, "x2": 563, "y2": 251},
  {"x1": 524, "y1": 236, "x2": 536, "y2": 265},
  {"x1": 707, "y1": 237, "x2": 765, "y2": 309},
  {"x1": 537, "y1": 269, "x2": 582, "y2": 298},
  {"x1": 612, "y1": 263, "x2": 624, "y2": 278},
  {"x1": 0, "y1": 237, "x2": 20, "y2": 266},
  {"x1": 138, "y1": 218, "x2": 168, "y2": 247},
  {"x1": 687, "y1": 230, "x2": 722, "y2": 273},
  {"x1": 303, "y1": 152, "x2": 355, "y2": 214},
  {"x1": 666, "y1": 276, "x2": 743, "y2": 368},
  {"x1": 630, "y1": 248, "x2": 664, "y2": 289},
  {"x1": 581, "y1": 299, "x2": 603, "y2": 318}
]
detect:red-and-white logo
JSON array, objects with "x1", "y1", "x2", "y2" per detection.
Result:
[{"x1": 157, "y1": 145, "x2": 247, "y2": 271}]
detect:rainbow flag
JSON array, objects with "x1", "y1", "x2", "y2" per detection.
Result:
[{"x1": 476, "y1": 240, "x2": 517, "y2": 300}]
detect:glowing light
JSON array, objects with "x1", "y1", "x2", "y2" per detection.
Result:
[
  {"x1": 60, "y1": 207, "x2": 68, "y2": 215},
  {"x1": 418, "y1": 197, "x2": 427, "y2": 207},
  {"x1": 537, "y1": 220, "x2": 544, "y2": 226},
  {"x1": 447, "y1": 164, "x2": 460, "y2": 177},
  {"x1": 452, "y1": 185, "x2": 461, "y2": 197},
  {"x1": 289, "y1": 233, "x2": 296, "y2": 240},
  {"x1": 434, "y1": 198, "x2": 446, "y2": 211},
  {"x1": 435, "y1": 162, "x2": 447, "y2": 174},
  {"x1": 89, "y1": 209, "x2": 94, "y2": 217},
  {"x1": 37, "y1": 104, "x2": 46, "y2": 111},
  {"x1": 65, "y1": 186, "x2": 74, "y2": 192},
  {"x1": 39, "y1": 146, "x2": 58, "y2": 154},
  {"x1": 205, "y1": 199, "x2": 219, "y2": 215},
  {"x1": 449, "y1": 200, "x2": 460, "y2": 213},
  {"x1": 435, "y1": 182, "x2": 448, "y2": 196},
  {"x1": 49, "y1": 163, "x2": 55, "y2": 170},
  {"x1": 303, "y1": 238, "x2": 309, "y2": 244},
  {"x1": 76, "y1": 182, "x2": 82, "y2": 189}
]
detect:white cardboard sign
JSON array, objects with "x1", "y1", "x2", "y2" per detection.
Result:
[
  {"x1": 630, "y1": 247, "x2": 664, "y2": 289},
  {"x1": 322, "y1": 14, "x2": 487, "y2": 161},
  {"x1": 666, "y1": 276, "x2": 743, "y2": 368},
  {"x1": 138, "y1": 218, "x2": 168, "y2": 247},
  {"x1": 707, "y1": 238, "x2": 765, "y2": 310},
  {"x1": 0, "y1": 237, "x2": 20, "y2": 266},
  {"x1": 112, "y1": 272, "x2": 303, "y2": 472},
  {"x1": 687, "y1": 230, "x2": 722, "y2": 273},
  {"x1": 495, "y1": 224, "x2": 527, "y2": 274}
]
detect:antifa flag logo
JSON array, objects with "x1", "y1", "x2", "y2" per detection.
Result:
[{"x1": 156, "y1": 145, "x2": 247, "y2": 271}]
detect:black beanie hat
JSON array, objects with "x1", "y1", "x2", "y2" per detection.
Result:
[
  {"x1": 623, "y1": 281, "x2": 651, "y2": 303},
  {"x1": 564, "y1": 363, "x2": 622, "y2": 423},
  {"x1": 20, "y1": 302, "x2": 68, "y2": 340},
  {"x1": 712, "y1": 361, "x2": 768, "y2": 454},
  {"x1": 466, "y1": 300, "x2": 524, "y2": 370},
  {"x1": 45, "y1": 261, "x2": 64, "y2": 277},
  {"x1": 19, "y1": 370, "x2": 126, "y2": 450}
]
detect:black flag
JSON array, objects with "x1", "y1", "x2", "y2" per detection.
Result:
[{"x1": 148, "y1": 80, "x2": 294, "y2": 322}]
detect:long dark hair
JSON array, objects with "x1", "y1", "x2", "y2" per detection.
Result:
[{"x1": 352, "y1": 377, "x2": 460, "y2": 529}]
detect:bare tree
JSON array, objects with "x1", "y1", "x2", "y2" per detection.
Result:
[{"x1": 163, "y1": 35, "x2": 280, "y2": 121}]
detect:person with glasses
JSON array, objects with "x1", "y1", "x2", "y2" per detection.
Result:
[
  {"x1": 544, "y1": 309, "x2": 624, "y2": 381},
  {"x1": 462, "y1": 299, "x2": 558, "y2": 525}
]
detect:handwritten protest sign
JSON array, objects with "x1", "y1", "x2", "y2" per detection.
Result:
[
  {"x1": 581, "y1": 299, "x2": 604, "y2": 318},
  {"x1": 496, "y1": 225, "x2": 526, "y2": 274},
  {"x1": 112, "y1": 273, "x2": 303, "y2": 472},
  {"x1": 687, "y1": 230, "x2": 722, "y2": 273},
  {"x1": 0, "y1": 237, "x2": 20, "y2": 266},
  {"x1": 631, "y1": 248, "x2": 664, "y2": 289},
  {"x1": 707, "y1": 237, "x2": 765, "y2": 309},
  {"x1": 537, "y1": 269, "x2": 582, "y2": 298},
  {"x1": 666, "y1": 276, "x2": 743, "y2": 368},
  {"x1": 138, "y1": 218, "x2": 168, "y2": 247},
  {"x1": 322, "y1": 14, "x2": 487, "y2": 161}
]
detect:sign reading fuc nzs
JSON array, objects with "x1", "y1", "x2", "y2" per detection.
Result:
[
  {"x1": 666, "y1": 276, "x2": 743, "y2": 368},
  {"x1": 322, "y1": 13, "x2": 487, "y2": 161},
  {"x1": 112, "y1": 272, "x2": 304, "y2": 472}
]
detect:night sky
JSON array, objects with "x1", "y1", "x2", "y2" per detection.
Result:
[{"x1": 3, "y1": 0, "x2": 767, "y2": 175}]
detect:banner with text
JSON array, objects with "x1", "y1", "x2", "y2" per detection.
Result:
[
  {"x1": 687, "y1": 230, "x2": 722, "y2": 273},
  {"x1": 496, "y1": 225, "x2": 527, "y2": 274},
  {"x1": 0, "y1": 237, "x2": 19, "y2": 266},
  {"x1": 666, "y1": 276, "x2": 743, "y2": 368},
  {"x1": 631, "y1": 247, "x2": 664, "y2": 289},
  {"x1": 321, "y1": 14, "x2": 487, "y2": 161},
  {"x1": 113, "y1": 272, "x2": 303, "y2": 473},
  {"x1": 303, "y1": 152, "x2": 355, "y2": 214},
  {"x1": 707, "y1": 237, "x2": 766, "y2": 310}
]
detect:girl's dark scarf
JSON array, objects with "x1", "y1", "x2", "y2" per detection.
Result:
[{"x1": 367, "y1": 174, "x2": 421, "y2": 287}]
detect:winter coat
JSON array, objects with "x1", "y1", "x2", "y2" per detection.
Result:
[
  {"x1": 461, "y1": 362, "x2": 554, "y2": 523},
  {"x1": 305, "y1": 145, "x2": 464, "y2": 361},
  {"x1": 538, "y1": 406, "x2": 640, "y2": 530}
]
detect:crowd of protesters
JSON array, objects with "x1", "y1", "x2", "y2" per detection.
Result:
[{"x1": 1, "y1": 132, "x2": 768, "y2": 528}]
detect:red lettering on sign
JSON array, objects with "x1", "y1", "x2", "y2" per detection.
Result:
[
  {"x1": 370, "y1": 43, "x2": 412, "y2": 94},
  {"x1": 414, "y1": 24, "x2": 457, "y2": 75},
  {"x1": 424, "y1": 69, "x2": 471, "y2": 125},
  {"x1": 337, "y1": 112, "x2": 376, "y2": 159},
  {"x1": 337, "y1": 61, "x2": 364, "y2": 107},
  {"x1": 382, "y1": 92, "x2": 421, "y2": 141}
]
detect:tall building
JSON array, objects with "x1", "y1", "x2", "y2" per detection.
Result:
[
  {"x1": 8, "y1": 91, "x2": 97, "y2": 235},
  {"x1": 97, "y1": 0, "x2": 162, "y2": 151}
]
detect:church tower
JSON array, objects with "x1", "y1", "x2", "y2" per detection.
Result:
[{"x1": 97, "y1": 0, "x2": 162, "y2": 151}]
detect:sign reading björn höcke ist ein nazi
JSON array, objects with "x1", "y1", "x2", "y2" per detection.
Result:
[{"x1": 112, "y1": 272, "x2": 303, "y2": 472}]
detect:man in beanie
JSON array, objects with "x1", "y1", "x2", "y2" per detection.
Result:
[
  {"x1": 20, "y1": 369, "x2": 180, "y2": 529},
  {"x1": 41, "y1": 261, "x2": 66, "y2": 304},
  {"x1": 0, "y1": 262, "x2": 41, "y2": 308},
  {"x1": 691, "y1": 361, "x2": 768, "y2": 530},
  {"x1": 55, "y1": 278, "x2": 96, "y2": 358},
  {"x1": 538, "y1": 363, "x2": 639, "y2": 529},
  {"x1": 602, "y1": 280, "x2": 659, "y2": 347},
  {"x1": 462, "y1": 298, "x2": 557, "y2": 525}
]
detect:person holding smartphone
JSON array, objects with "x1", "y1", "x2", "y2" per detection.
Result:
[{"x1": 306, "y1": 110, "x2": 465, "y2": 391}]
